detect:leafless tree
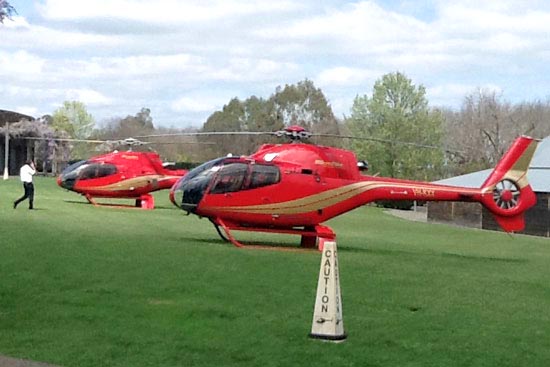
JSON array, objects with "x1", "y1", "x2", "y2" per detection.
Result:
[{"x1": 0, "y1": 0, "x2": 16, "y2": 23}]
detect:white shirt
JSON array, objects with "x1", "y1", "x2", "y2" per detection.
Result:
[{"x1": 20, "y1": 164, "x2": 36, "y2": 183}]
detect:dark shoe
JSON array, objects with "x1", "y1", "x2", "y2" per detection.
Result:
[{"x1": 13, "y1": 202, "x2": 17, "y2": 209}]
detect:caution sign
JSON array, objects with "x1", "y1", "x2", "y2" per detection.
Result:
[{"x1": 309, "y1": 240, "x2": 346, "y2": 341}]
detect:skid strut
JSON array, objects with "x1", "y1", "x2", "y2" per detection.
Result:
[{"x1": 212, "y1": 219, "x2": 335, "y2": 251}]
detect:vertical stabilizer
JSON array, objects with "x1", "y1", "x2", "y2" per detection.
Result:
[{"x1": 480, "y1": 137, "x2": 539, "y2": 232}]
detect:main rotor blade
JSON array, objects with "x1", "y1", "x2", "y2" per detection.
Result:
[
  {"x1": 19, "y1": 135, "x2": 215, "y2": 146},
  {"x1": 19, "y1": 136, "x2": 105, "y2": 143},
  {"x1": 135, "y1": 130, "x2": 465, "y2": 155},
  {"x1": 135, "y1": 131, "x2": 273, "y2": 138},
  {"x1": 314, "y1": 133, "x2": 466, "y2": 154}
]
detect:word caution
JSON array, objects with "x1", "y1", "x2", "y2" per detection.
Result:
[{"x1": 309, "y1": 239, "x2": 346, "y2": 341}]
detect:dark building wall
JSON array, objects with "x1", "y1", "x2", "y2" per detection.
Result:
[
  {"x1": 483, "y1": 193, "x2": 550, "y2": 237},
  {"x1": 1, "y1": 139, "x2": 32, "y2": 175},
  {"x1": 429, "y1": 193, "x2": 550, "y2": 237},
  {"x1": 427, "y1": 201, "x2": 482, "y2": 228},
  {"x1": 1, "y1": 110, "x2": 35, "y2": 175}
]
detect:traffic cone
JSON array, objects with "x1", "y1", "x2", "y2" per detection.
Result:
[{"x1": 309, "y1": 239, "x2": 347, "y2": 341}]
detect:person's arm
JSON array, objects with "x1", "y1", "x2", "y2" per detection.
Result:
[{"x1": 29, "y1": 161, "x2": 36, "y2": 175}]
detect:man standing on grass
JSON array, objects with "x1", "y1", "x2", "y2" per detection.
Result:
[{"x1": 14, "y1": 160, "x2": 36, "y2": 210}]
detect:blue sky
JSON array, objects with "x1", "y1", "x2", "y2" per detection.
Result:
[{"x1": 2, "y1": 0, "x2": 550, "y2": 128}]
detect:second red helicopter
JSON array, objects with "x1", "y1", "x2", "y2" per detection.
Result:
[{"x1": 58, "y1": 149, "x2": 187, "y2": 209}]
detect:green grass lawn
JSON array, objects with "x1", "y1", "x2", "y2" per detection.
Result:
[{"x1": 1, "y1": 177, "x2": 550, "y2": 367}]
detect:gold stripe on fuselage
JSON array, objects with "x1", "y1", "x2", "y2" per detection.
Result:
[
  {"x1": 88, "y1": 175, "x2": 180, "y2": 192},
  {"x1": 207, "y1": 181, "x2": 481, "y2": 215}
]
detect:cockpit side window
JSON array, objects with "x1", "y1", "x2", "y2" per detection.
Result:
[
  {"x1": 98, "y1": 164, "x2": 117, "y2": 177},
  {"x1": 62, "y1": 160, "x2": 87, "y2": 175},
  {"x1": 210, "y1": 163, "x2": 248, "y2": 194},
  {"x1": 248, "y1": 164, "x2": 280, "y2": 189},
  {"x1": 79, "y1": 163, "x2": 118, "y2": 180}
]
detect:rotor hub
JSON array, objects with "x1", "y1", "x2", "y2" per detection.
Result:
[
  {"x1": 274, "y1": 125, "x2": 312, "y2": 141},
  {"x1": 493, "y1": 179, "x2": 520, "y2": 210}
]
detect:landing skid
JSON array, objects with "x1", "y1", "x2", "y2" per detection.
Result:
[
  {"x1": 84, "y1": 194, "x2": 155, "y2": 209},
  {"x1": 212, "y1": 219, "x2": 335, "y2": 251}
]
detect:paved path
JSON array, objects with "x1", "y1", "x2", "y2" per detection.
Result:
[
  {"x1": 385, "y1": 207, "x2": 427, "y2": 222},
  {"x1": 0, "y1": 355, "x2": 60, "y2": 367}
]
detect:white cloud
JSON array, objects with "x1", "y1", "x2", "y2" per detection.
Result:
[
  {"x1": 3, "y1": 0, "x2": 550, "y2": 127},
  {"x1": 38, "y1": 0, "x2": 300, "y2": 23},
  {"x1": 64, "y1": 89, "x2": 113, "y2": 106},
  {"x1": 2, "y1": 23, "x2": 121, "y2": 51},
  {"x1": 437, "y1": 2, "x2": 550, "y2": 34},
  {"x1": 171, "y1": 96, "x2": 221, "y2": 113},
  {"x1": 15, "y1": 106, "x2": 39, "y2": 117},
  {"x1": 0, "y1": 50, "x2": 44, "y2": 77},
  {"x1": 427, "y1": 83, "x2": 504, "y2": 107},
  {"x1": 316, "y1": 67, "x2": 380, "y2": 87},
  {"x1": 3, "y1": 16, "x2": 31, "y2": 29}
]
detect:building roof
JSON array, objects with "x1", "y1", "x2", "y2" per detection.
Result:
[
  {"x1": 531, "y1": 136, "x2": 550, "y2": 168},
  {"x1": 0, "y1": 109, "x2": 34, "y2": 124},
  {"x1": 435, "y1": 136, "x2": 550, "y2": 193}
]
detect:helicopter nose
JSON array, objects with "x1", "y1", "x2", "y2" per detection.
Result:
[
  {"x1": 169, "y1": 188, "x2": 176, "y2": 206},
  {"x1": 169, "y1": 185, "x2": 182, "y2": 208},
  {"x1": 58, "y1": 175, "x2": 76, "y2": 190}
]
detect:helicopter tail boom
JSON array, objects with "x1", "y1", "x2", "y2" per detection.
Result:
[{"x1": 478, "y1": 136, "x2": 538, "y2": 232}]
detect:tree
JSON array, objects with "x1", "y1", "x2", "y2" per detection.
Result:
[
  {"x1": 200, "y1": 80, "x2": 340, "y2": 157},
  {"x1": 97, "y1": 107, "x2": 155, "y2": 140},
  {"x1": 441, "y1": 91, "x2": 550, "y2": 176},
  {"x1": 0, "y1": 0, "x2": 16, "y2": 23},
  {"x1": 116, "y1": 107, "x2": 155, "y2": 138},
  {"x1": 347, "y1": 72, "x2": 444, "y2": 181},
  {"x1": 52, "y1": 101, "x2": 95, "y2": 159},
  {"x1": 271, "y1": 79, "x2": 340, "y2": 135},
  {"x1": 52, "y1": 101, "x2": 95, "y2": 139}
]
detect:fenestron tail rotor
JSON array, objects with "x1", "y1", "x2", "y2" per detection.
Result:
[{"x1": 493, "y1": 179, "x2": 521, "y2": 210}]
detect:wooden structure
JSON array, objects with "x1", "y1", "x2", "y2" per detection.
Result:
[{"x1": 428, "y1": 137, "x2": 550, "y2": 237}]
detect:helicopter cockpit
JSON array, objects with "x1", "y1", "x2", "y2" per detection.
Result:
[
  {"x1": 170, "y1": 157, "x2": 281, "y2": 213},
  {"x1": 58, "y1": 160, "x2": 118, "y2": 190}
]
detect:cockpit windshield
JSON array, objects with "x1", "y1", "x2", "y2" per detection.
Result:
[
  {"x1": 182, "y1": 157, "x2": 225, "y2": 182},
  {"x1": 61, "y1": 160, "x2": 87, "y2": 177},
  {"x1": 62, "y1": 162, "x2": 117, "y2": 181},
  {"x1": 171, "y1": 157, "x2": 226, "y2": 212},
  {"x1": 59, "y1": 161, "x2": 118, "y2": 190},
  {"x1": 171, "y1": 158, "x2": 281, "y2": 212}
]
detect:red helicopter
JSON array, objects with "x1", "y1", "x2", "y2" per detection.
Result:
[
  {"x1": 169, "y1": 125, "x2": 538, "y2": 250},
  {"x1": 56, "y1": 138, "x2": 188, "y2": 209}
]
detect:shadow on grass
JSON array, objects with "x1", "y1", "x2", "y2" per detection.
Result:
[
  {"x1": 62, "y1": 200, "x2": 177, "y2": 211},
  {"x1": 185, "y1": 236, "x2": 318, "y2": 253},
  {"x1": 338, "y1": 245, "x2": 527, "y2": 263}
]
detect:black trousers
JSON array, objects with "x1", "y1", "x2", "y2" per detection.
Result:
[{"x1": 14, "y1": 182, "x2": 34, "y2": 209}]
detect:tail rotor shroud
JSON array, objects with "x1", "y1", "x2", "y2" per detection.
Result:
[{"x1": 493, "y1": 179, "x2": 521, "y2": 210}]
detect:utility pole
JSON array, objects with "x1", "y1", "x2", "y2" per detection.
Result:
[{"x1": 3, "y1": 121, "x2": 8, "y2": 180}]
